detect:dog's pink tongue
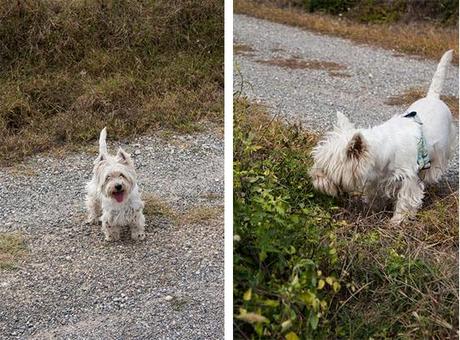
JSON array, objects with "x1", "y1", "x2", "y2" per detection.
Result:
[{"x1": 114, "y1": 192, "x2": 124, "y2": 203}]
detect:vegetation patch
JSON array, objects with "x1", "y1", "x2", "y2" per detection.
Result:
[
  {"x1": 233, "y1": 98, "x2": 458, "y2": 338},
  {"x1": 235, "y1": 0, "x2": 458, "y2": 64},
  {"x1": 234, "y1": 43, "x2": 256, "y2": 56},
  {"x1": 183, "y1": 205, "x2": 223, "y2": 225},
  {"x1": 0, "y1": 232, "x2": 26, "y2": 269},
  {"x1": 143, "y1": 193, "x2": 178, "y2": 222},
  {"x1": 244, "y1": 0, "x2": 458, "y2": 25},
  {"x1": 386, "y1": 87, "x2": 459, "y2": 118},
  {"x1": 256, "y1": 57, "x2": 349, "y2": 77},
  {"x1": 0, "y1": 0, "x2": 223, "y2": 165}
]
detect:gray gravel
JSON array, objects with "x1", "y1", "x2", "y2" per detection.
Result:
[
  {"x1": 234, "y1": 14, "x2": 459, "y2": 183},
  {"x1": 0, "y1": 130, "x2": 223, "y2": 339}
]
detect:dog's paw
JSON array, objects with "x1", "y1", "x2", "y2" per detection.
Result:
[
  {"x1": 131, "y1": 231, "x2": 146, "y2": 241},
  {"x1": 86, "y1": 216, "x2": 102, "y2": 225},
  {"x1": 390, "y1": 213, "x2": 405, "y2": 225},
  {"x1": 104, "y1": 234, "x2": 120, "y2": 242}
]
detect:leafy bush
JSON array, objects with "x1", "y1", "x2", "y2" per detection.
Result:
[
  {"x1": 233, "y1": 99, "x2": 458, "y2": 338},
  {"x1": 233, "y1": 99, "x2": 342, "y2": 338}
]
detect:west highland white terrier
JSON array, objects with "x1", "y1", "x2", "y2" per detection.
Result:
[
  {"x1": 310, "y1": 50, "x2": 457, "y2": 224},
  {"x1": 86, "y1": 128, "x2": 146, "y2": 241}
]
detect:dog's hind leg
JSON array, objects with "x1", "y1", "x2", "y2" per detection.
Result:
[{"x1": 391, "y1": 177, "x2": 424, "y2": 224}]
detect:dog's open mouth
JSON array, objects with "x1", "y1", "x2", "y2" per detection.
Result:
[{"x1": 113, "y1": 191, "x2": 124, "y2": 203}]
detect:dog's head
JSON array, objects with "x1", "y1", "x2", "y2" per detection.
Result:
[
  {"x1": 94, "y1": 148, "x2": 136, "y2": 204},
  {"x1": 309, "y1": 111, "x2": 374, "y2": 196}
]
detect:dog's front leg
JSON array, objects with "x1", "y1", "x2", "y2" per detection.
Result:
[
  {"x1": 391, "y1": 177, "x2": 424, "y2": 224},
  {"x1": 101, "y1": 220, "x2": 121, "y2": 241},
  {"x1": 130, "y1": 211, "x2": 146, "y2": 241},
  {"x1": 85, "y1": 193, "x2": 101, "y2": 225}
]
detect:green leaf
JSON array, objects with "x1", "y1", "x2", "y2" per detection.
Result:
[
  {"x1": 309, "y1": 313, "x2": 319, "y2": 330},
  {"x1": 285, "y1": 331, "x2": 300, "y2": 340},
  {"x1": 243, "y1": 288, "x2": 252, "y2": 301},
  {"x1": 317, "y1": 279, "x2": 325, "y2": 290}
]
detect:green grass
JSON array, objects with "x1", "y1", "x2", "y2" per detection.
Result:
[
  {"x1": 0, "y1": 0, "x2": 223, "y2": 165},
  {"x1": 233, "y1": 98, "x2": 459, "y2": 338},
  {"x1": 0, "y1": 232, "x2": 26, "y2": 269}
]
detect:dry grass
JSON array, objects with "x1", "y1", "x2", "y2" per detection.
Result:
[
  {"x1": 0, "y1": 0, "x2": 223, "y2": 166},
  {"x1": 332, "y1": 187, "x2": 459, "y2": 337},
  {"x1": 143, "y1": 193, "x2": 178, "y2": 222},
  {"x1": 0, "y1": 232, "x2": 26, "y2": 269},
  {"x1": 256, "y1": 57, "x2": 350, "y2": 77},
  {"x1": 182, "y1": 205, "x2": 223, "y2": 225},
  {"x1": 235, "y1": 0, "x2": 458, "y2": 64},
  {"x1": 143, "y1": 194, "x2": 222, "y2": 225},
  {"x1": 386, "y1": 87, "x2": 459, "y2": 118},
  {"x1": 234, "y1": 43, "x2": 256, "y2": 56}
]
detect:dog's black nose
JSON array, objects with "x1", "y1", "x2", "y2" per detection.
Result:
[{"x1": 115, "y1": 184, "x2": 122, "y2": 191}]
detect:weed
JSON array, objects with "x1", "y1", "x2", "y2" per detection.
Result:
[{"x1": 0, "y1": 232, "x2": 26, "y2": 269}]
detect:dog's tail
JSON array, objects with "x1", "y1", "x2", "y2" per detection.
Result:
[
  {"x1": 99, "y1": 127, "x2": 108, "y2": 156},
  {"x1": 427, "y1": 49, "x2": 453, "y2": 99}
]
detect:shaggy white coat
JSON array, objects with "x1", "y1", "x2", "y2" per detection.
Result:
[
  {"x1": 86, "y1": 128, "x2": 146, "y2": 241},
  {"x1": 310, "y1": 50, "x2": 457, "y2": 223}
]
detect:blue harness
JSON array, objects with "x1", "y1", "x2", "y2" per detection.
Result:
[{"x1": 404, "y1": 111, "x2": 430, "y2": 171}]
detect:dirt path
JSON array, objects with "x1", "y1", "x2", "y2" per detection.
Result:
[
  {"x1": 0, "y1": 130, "x2": 223, "y2": 339},
  {"x1": 234, "y1": 14, "x2": 459, "y2": 184}
]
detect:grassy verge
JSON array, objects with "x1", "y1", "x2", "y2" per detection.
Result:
[
  {"x1": 386, "y1": 87, "x2": 459, "y2": 118},
  {"x1": 0, "y1": 232, "x2": 26, "y2": 269},
  {"x1": 0, "y1": 0, "x2": 223, "y2": 165},
  {"x1": 234, "y1": 0, "x2": 458, "y2": 63},
  {"x1": 233, "y1": 98, "x2": 458, "y2": 338}
]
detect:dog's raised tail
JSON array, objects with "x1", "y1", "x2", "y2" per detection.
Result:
[
  {"x1": 99, "y1": 127, "x2": 108, "y2": 156},
  {"x1": 427, "y1": 49, "x2": 453, "y2": 99}
]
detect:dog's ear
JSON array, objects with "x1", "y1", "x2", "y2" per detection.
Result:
[
  {"x1": 116, "y1": 148, "x2": 134, "y2": 166},
  {"x1": 346, "y1": 133, "x2": 366, "y2": 159},
  {"x1": 335, "y1": 111, "x2": 355, "y2": 130}
]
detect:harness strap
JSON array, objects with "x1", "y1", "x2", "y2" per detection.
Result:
[{"x1": 403, "y1": 111, "x2": 431, "y2": 171}]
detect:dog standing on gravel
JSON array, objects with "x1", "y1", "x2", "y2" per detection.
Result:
[
  {"x1": 310, "y1": 50, "x2": 457, "y2": 224},
  {"x1": 86, "y1": 127, "x2": 146, "y2": 241}
]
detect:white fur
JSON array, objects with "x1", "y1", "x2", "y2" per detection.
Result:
[
  {"x1": 85, "y1": 127, "x2": 146, "y2": 241},
  {"x1": 310, "y1": 50, "x2": 457, "y2": 224}
]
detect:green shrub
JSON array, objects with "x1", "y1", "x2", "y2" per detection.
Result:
[
  {"x1": 233, "y1": 99, "x2": 342, "y2": 338},
  {"x1": 233, "y1": 99, "x2": 458, "y2": 338}
]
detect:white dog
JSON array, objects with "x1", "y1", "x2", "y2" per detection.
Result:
[
  {"x1": 310, "y1": 50, "x2": 457, "y2": 224},
  {"x1": 86, "y1": 128, "x2": 146, "y2": 241}
]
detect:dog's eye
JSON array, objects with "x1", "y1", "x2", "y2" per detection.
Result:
[{"x1": 120, "y1": 174, "x2": 125, "y2": 179}]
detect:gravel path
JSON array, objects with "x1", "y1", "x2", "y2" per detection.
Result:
[
  {"x1": 234, "y1": 14, "x2": 459, "y2": 183},
  {"x1": 0, "y1": 130, "x2": 224, "y2": 339}
]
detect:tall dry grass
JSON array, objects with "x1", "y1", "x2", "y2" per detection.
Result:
[
  {"x1": 235, "y1": 0, "x2": 458, "y2": 63},
  {"x1": 0, "y1": 0, "x2": 223, "y2": 165}
]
